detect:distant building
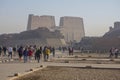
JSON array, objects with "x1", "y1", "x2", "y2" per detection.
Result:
[
  {"x1": 104, "y1": 21, "x2": 120, "y2": 38},
  {"x1": 27, "y1": 14, "x2": 56, "y2": 30},
  {"x1": 59, "y1": 16, "x2": 85, "y2": 42},
  {"x1": 114, "y1": 21, "x2": 120, "y2": 29},
  {"x1": 27, "y1": 14, "x2": 85, "y2": 43},
  {"x1": 109, "y1": 21, "x2": 120, "y2": 32}
]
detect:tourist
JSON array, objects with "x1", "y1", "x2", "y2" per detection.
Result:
[
  {"x1": 40, "y1": 46, "x2": 43, "y2": 57},
  {"x1": 46, "y1": 47, "x2": 50, "y2": 61},
  {"x1": 52, "y1": 47, "x2": 55, "y2": 57},
  {"x1": 68, "y1": 47, "x2": 71, "y2": 55},
  {"x1": 35, "y1": 47, "x2": 42, "y2": 63},
  {"x1": 23, "y1": 47, "x2": 28, "y2": 63},
  {"x1": 43, "y1": 46, "x2": 47, "y2": 61},
  {"x1": 33, "y1": 45, "x2": 37, "y2": 60},
  {"x1": 59, "y1": 46, "x2": 62, "y2": 51},
  {"x1": 0, "y1": 46, "x2": 2, "y2": 57},
  {"x1": 3, "y1": 46, "x2": 7, "y2": 56},
  {"x1": 109, "y1": 47, "x2": 114, "y2": 58},
  {"x1": 13, "y1": 47, "x2": 17, "y2": 56},
  {"x1": 71, "y1": 47, "x2": 74, "y2": 55},
  {"x1": 62, "y1": 47, "x2": 65, "y2": 53},
  {"x1": 28, "y1": 47, "x2": 33, "y2": 62},
  {"x1": 114, "y1": 48, "x2": 119, "y2": 58},
  {"x1": 17, "y1": 46, "x2": 23, "y2": 61},
  {"x1": 8, "y1": 46, "x2": 13, "y2": 59}
]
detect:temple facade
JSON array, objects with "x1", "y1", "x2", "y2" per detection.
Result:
[{"x1": 27, "y1": 14, "x2": 85, "y2": 42}]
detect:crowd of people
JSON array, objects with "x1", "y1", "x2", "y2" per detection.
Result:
[
  {"x1": 0, "y1": 45, "x2": 119, "y2": 63},
  {"x1": 0, "y1": 45, "x2": 55, "y2": 63}
]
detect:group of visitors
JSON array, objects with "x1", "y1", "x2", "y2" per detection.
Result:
[
  {"x1": 0, "y1": 46, "x2": 15, "y2": 59},
  {"x1": 0, "y1": 45, "x2": 56, "y2": 63},
  {"x1": 109, "y1": 47, "x2": 120, "y2": 58}
]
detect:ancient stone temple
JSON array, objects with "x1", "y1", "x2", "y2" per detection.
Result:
[
  {"x1": 27, "y1": 14, "x2": 56, "y2": 30},
  {"x1": 59, "y1": 16, "x2": 85, "y2": 42},
  {"x1": 27, "y1": 14, "x2": 85, "y2": 43}
]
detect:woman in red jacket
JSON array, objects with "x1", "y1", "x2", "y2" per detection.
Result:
[{"x1": 28, "y1": 48, "x2": 33, "y2": 62}]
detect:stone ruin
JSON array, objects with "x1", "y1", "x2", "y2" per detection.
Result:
[{"x1": 0, "y1": 27, "x2": 66, "y2": 47}]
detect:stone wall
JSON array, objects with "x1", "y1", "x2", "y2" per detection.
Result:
[
  {"x1": 46, "y1": 38, "x2": 66, "y2": 47},
  {"x1": 0, "y1": 28, "x2": 66, "y2": 47}
]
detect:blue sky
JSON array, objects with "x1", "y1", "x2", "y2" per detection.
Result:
[{"x1": 0, "y1": 0, "x2": 120, "y2": 36}]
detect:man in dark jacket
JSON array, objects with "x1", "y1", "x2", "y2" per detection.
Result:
[{"x1": 35, "y1": 47, "x2": 42, "y2": 63}]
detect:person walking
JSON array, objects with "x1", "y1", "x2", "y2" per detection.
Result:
[
  {"x1": 8, "y1": 46, "x2": 13, "y2": 59},
  {"x1": 28, "y1": 48, "x2": 33, "y2": 62},
  {"x1": 3, "y1": 46, "x2": 7, "y2": 56},
  {"x1": 68, "y1": 47, "x2": 71, "y2": 55},
  {"x1": 35, "y1": 47, "x2": 42, "y2": 63},
  {"x1": 46, "y1": 47, "x2": 50, "y2": 61},
  {"x1": 0, "y1": 46, "x2": 2, "y2": 57},
  {"x1": 17, "y1": 46, "x2": 23, "y2": 61},
  {"x1": 52, "y1": 47, "x2": 55, "y2": 57},
  {"x1": 109, "y1": 47, "x2": 114, "y2": 58},
  {"x1": 43, "y1": 46, "x2": 47, "y2": 61},
  {"x1": 23, "y1": 48, "x2": 28, "y2": 63},
  {"x1": 13, "y1": 47, "x2": 17, "y2": 56},
  {"x1": 71, "y1": 47, "x2": 74, "y2": 55},
  {"x1": 114, "y1": 48, "x2": 119, "y2": 58}
]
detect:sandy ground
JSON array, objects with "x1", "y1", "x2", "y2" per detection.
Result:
[{"x1": 15, "y1": 66, "x2": 120, "y2": 80}]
